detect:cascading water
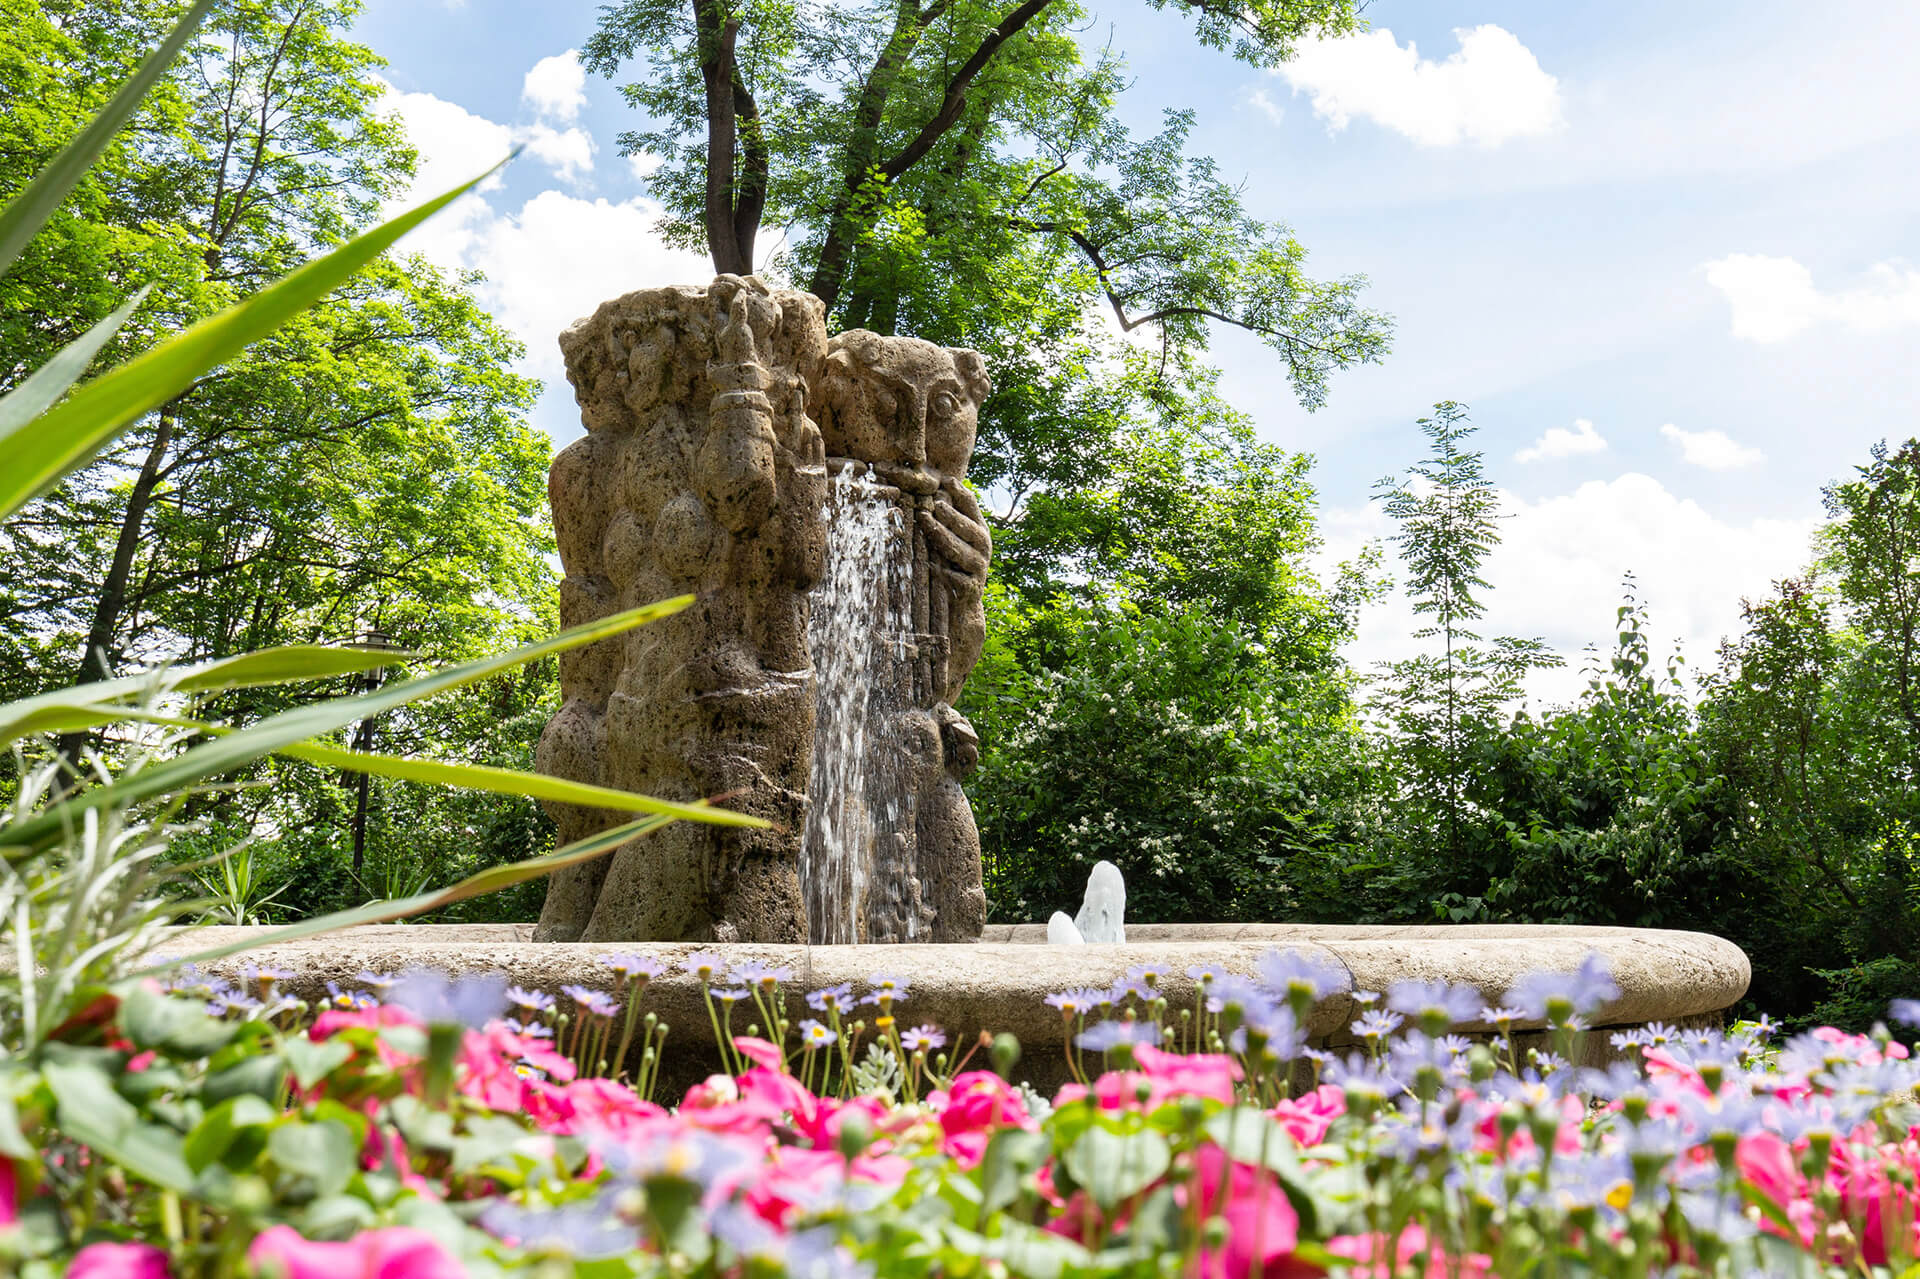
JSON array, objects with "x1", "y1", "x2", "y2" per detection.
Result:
[{"x1": 801, "y1": 466, "x2": 918, "y2": 944}]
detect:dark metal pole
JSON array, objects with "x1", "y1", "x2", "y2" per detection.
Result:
[{"x1": 348, "y1": 628, "x2": 394, "y2": 885}]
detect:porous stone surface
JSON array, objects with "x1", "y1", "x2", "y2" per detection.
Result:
[
  {"x1": 806, "y1": 330, "x2": 992, "y2": 944},
  {"x1": 532, "y1": 276, "x2": 992, "y2": 944},
  {"x1": 159, "y1": 923, "x2": 1751, "y2": 1087}
]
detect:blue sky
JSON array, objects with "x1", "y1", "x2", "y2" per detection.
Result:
[{"x1": 356, "y1": 0, "x2": 1920, "y2": 703}]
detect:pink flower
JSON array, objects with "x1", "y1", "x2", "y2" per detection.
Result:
[
  {"x1": 1326, "y1": 1224, "x2": 1491, "y2": 1278},
  {"x1": 453, "y1": 1024, "x2": 576, "y2": 1111},
  {"x1": 682, "y1": 1073, "x2": 740, "y2": 1110},
  {"x1": 734, "y1": 1036, "x2": 786, "y2": 1071},
  {"x1": 309, "y1": 1006, "x2": 424, "y2": 1071},
  {"x1": 0, "y1": 1156, "x2": 20, "y2": 1227},
  {"x1": 1133, "y1": 1045, "x2": 1240, "y2": 1104},
  {"x1": 540, "y1": 1076, "x2": 669, "y2": 1139},
  {"x1": 1269, "y1": 1085, "x2": 1344, "y2": 1148},
  {"x1": 68, "y1": 1241, "x2": 170, "y2": 1279},
  {"x1": 1184, "y1": 1144, "x2": 1317, "y2": 1279},
  {"x1": 936, "y1": 1071, "x2": 1035, "y2": 1167},
  {"x1": 1056, "y1": 1050, "x2": 1243, "y2": 1116},
  {"x1": 246, "y1": 1225, "x2": 464, "y2": 1279},
  {"x1": 792, "y1": 1093, "x2": 890, "y2": 1149}
]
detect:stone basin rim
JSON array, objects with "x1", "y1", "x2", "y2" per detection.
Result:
[{"x1": 153, "y1": 923, "x2": 1751, "y2": 1041}]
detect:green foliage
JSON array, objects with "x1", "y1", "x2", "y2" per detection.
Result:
[
  {"x1": 970, "y1": 602, "x2": 1369, "y2": 924},
  {"x1": 0, "y1": 0, "x2": 571, "y2": 910},
  {"x1": 0, "y1": 4, "x2": 761, "y2": 1057},
  {"x1": 1367, "y1": 403, "x2": 1560, "y2": 879}
]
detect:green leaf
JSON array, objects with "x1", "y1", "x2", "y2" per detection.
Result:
[
  {"x1": 0, "y1": 156, "x2": 511, "y2": 520},
  {"x1": 183, "y1": 1095, "x2": 277, "y2": 1173},
  {"x1": 1122, "y1": 1183, "x2": 1185, "y2": 1250},
  {"x1": 270, "y1": 742, "x2": 767, "y2": 827},
  {"x1": 42, "y1": 1058, "x2": 194, "y2": 1192},
  {"x1": 0, "y1": 289, "x2": 148, "y2": 441},
  {"x1": 978, "y1": 1127, "x2": 1051, "y2": 1217},
  {"x1": 974, "y1": 1220, "x2": 1092, "y2": 1279},
  {"x1": 388, "y1": 1095, "x2": 456, "y2": 1154},
  {"x1": 641, "y1": 1174, "x2": 713, "y2": 1265},
  {"x1": 0, "y1": 0, "x2": 218, "y2": 278},
  {"x1": 1202, "y1": 1109, "x2": 1303, "y2": 1176},
  {"x1": 201, "y1": 1054, "x2": 286, "y2": 1107},
  {"x1": 268, "y1": 1119, "x2": 357, "y2": 1197},
  {"x1": 0, "y1": 1076, "x2": 35, "y2": 1160},
  {"x1": 120, "y1": 984, "x2": 238, "y2": 1059},
  {"x1": 0, "y1": 642, "x2": 412, "y2": 749},
  {"x1": 300, "y1": 1194, "x2": 376, "y2": 1238},
  {"x1": 1060, "y1": 1124, "x2": 1171, "y2": 1214},
  {"x1": 281, "y1": 1038, "x2": 353, "y2": 1092},
  {"x1": 449, "y1": 1114, "x2": 540, "y2": 1177},
  {"x1": 145, "y1": 811, "x2": 673, "y2": 971},
  {"x1": 2, "y1": 597, "x2": 694, "y2": 855}
]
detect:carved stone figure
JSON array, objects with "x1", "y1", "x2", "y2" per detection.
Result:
[
  {"x1": 534, "y1": 275, "x2": 827, "y2": 943},
  {"x1": 810, "y1": 331, "x2": 992, "y2": 943},
  {"x1": 534, "y1": 277, "x2": 991, "y2": 944}
]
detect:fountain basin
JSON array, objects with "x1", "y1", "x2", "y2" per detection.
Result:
[{"x1": 156, "y1": 923, "x2": 1748, "y2": 1086}]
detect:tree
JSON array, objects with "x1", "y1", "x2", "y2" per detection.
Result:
[
  {"x1": 1821, "y1": 438, "x2": 1920, "y2": 798},
  {"x1": 1369, "y1": 403, "x2": 1558, "y2": 869},
  {"x1": 0, "y1": 0, "x2": 550, "y2": 689},
  {"x1": 0, "y1": 0, "x2": 558, "y2": 903},
  {"x1": 584, "y1": 0, "x2": 1391, "y2": 461}
]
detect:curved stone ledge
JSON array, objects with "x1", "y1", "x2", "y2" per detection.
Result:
[{"x1": 154, "y1": 923, "x2": 1750, "y2": 1056}]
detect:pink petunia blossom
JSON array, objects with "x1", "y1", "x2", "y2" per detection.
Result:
[
  {"x1": 68, "y1": 1241, "x2": 171, "y2": 1279},
  {"x1": 1326, "y1": 1223, "x2": 1491, "y2": 1278},
  {"x1": 1184, "y1": 1144, "x2": 1318, "y2": 1279},
  {"x1": 246, "y1": 1225, "x2": 464, "y2": 1279},
  {"x1": 733, "y1": 1036, "x2": 786, "y2": 1072},
  {"x1": 309, "y1": 1006, "x2": 424, "y2": 1071},
  {"x1": 1269, "y1": 1084, "x2": 1344, "y2": 1148},
  {"x1": 935, "y1": 1071, "x2": 1035, "y2": 1167}
]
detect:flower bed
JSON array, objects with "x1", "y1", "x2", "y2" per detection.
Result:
[{"x1": 6, "y1": 950, "x2": 1917, "y2": 1278}]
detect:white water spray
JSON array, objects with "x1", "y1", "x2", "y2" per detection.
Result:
[{"x1": 801, "y1": 467, "x2": 916, "y2": 943}]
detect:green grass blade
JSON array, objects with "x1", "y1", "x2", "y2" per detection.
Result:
[
  {"x1": 0, "y1": 289, "x2": 148, "y2": 442},
  {"x1": 141, "y1": 814, "x2": 671, "y2": 971},
  {"x1": 0, "y1": 597, "x2": 690, "y2": 856},
  {"x1": 170, "y1": 645, "x2": 414, "y2": 692},
  {"x1": 0, "y1": 0, "x2": 218, "y2": 279},
  {"x1": 0, "y1": 644, "x2": 412, "y2": 750},
  {"x1": 0, "y1": 158, "x2": 510, "y2": 520},
  {"x1": 277, "y1": 741, "x2": 766, "y2": 827}
]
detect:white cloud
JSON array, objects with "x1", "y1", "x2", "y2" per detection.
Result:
[
  {"x1": 1323, "y1": 473, "x2": 1817, "y2": 708},
  {"x1": 626, "y1": 152, "x2": 665, "y2": 182},
  {"x1": 1516, "y1": 417, "x2": 1607, "y2": 463},
  {"x1": 1277, "y1": 25, "x2": 1562, "y2": 147},
  {"x1": 376, "y1": 86, "x2": 713, "y2": 428},
  {"x1": 522, "y1": 49, "x2": 587, "y2": 122},
  {"x1": 517, "y1": 122, "x2": 597, "y2": 186},
  {"x1": 1247, "y1": 87, "x2": 1286, "y2": 126},
  {"x1": 1704, "y1": 252, "x2": 1920, "y2": 343},
  {"x1": 1660, "y1": 423, "x2": 1765, "y2": 471},
  {"x1": 375, "y1": 82, "x2": 514, "y2": 267},
  {"x1": 461, "y1": 190, "x2": 710, "y2": 385}
]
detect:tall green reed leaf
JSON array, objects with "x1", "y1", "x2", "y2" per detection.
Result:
[{"x1": 0, "y1": 597, "x2": 698, "y2": 857}]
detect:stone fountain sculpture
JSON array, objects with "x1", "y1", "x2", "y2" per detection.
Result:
[{"x1": 533, "y1": 276, "x2": 991, "y2": 945}]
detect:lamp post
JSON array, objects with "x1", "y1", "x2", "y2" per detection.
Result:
[{"x1": 348, "y1": 627, "x2": 398, "y2": 885}]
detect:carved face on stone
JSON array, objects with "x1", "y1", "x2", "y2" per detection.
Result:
[{"x1": 818, "y1": 331, "x2": 989, "y2": 479}]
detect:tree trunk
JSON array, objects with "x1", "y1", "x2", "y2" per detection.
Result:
[
  {"x1": 695, "y1": 0, "x2": 747, "y2": 275},
  {"x1": 54, "y1": 407, "x2": 177, "y2": 766}
]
